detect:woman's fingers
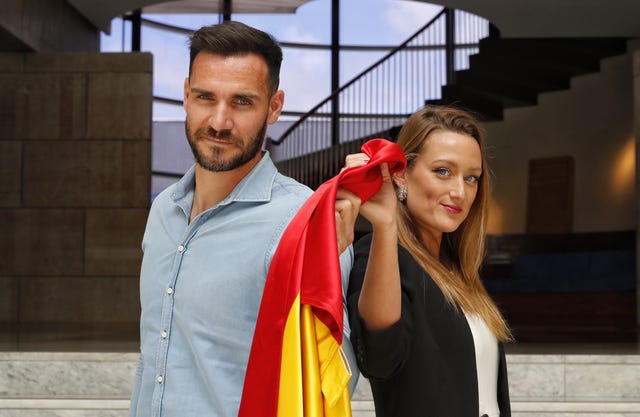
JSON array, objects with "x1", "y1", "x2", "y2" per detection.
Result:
[
  {"x1": 341, "y1": 153, "x2": 370, "y2": 172},
  {"x1": 335, "y1": 188, "x2": 362, "y2": 254}
]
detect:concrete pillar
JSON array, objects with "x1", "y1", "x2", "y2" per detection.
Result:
[
  {"x1": 0, "y1": 0, "x2": 99, "y2": 52},
  {"x1": 0, "y1": 51, "x2": 152, "y2": 349}
]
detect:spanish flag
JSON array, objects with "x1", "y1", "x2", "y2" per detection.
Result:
[{"x1": 238, "y1": 139, "x2": 406, "y2": 417}]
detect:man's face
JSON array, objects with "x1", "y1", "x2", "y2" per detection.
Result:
[{"x1": 183, "y1": 51, "x2": 284, "y2": 172}]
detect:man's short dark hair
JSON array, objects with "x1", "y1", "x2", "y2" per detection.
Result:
[{"x1": 188, "y1": 21, "x2": 283, "y2": 93}]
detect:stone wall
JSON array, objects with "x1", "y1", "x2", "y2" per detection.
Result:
[
  {"x1": 0, "y1": 52, "x2": 152, "y2": 349},
  {"x1": 484, "y1": 49, "x2": 635, "y2": 234}
]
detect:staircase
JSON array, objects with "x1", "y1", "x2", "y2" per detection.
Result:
[
  {"x1": 429, "y1": 36, "x2": 628, "y2": 121},
  {"x1": 275, "y1": 34, "x2": 629, "y2": 189},
  {"x1": 2, "y1": 350, "x2": 639, "y2": 416}
]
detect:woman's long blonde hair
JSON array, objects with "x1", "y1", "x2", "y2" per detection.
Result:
[{"x1": 395, "y1": 105, "x2": 513, "y2": 342}]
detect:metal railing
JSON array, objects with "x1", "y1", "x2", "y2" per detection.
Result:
[
  {"x1": 269, "y1": 9, "x2": 488, "y2": 188},
  {"x1": 137, "y1": 9, "x2": 488, "y2": 189}
]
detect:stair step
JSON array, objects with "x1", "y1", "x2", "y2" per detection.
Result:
[
  {"x1": 0, "y1": 351, "x2": 639, "y2": 416},
  {"x1": 455, "y1": 69, "x2": 540, "y2": 104},
  {"x1": 0, "y1": 398, "x2": 129, "y2": 409},
  {"x1": 480, "y1": 37, "x2": 628, "y2": 57},
  {"x1": 477, "y1": 37, "x2": 627, "y2": 74},
  {"x1": 468, "y1": 54, "x2": 572, "y2": 91},
  {"x1": 429, "y1": 84, "x2": 506, "y2": 121},
  {"x1": 479, "y1": 37, "x2": 626, "y2": 64},
  {"x1": 431, "y1": 36, "x2": 629, "y2": 122}
]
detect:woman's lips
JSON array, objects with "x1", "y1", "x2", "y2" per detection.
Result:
[{"x1": 443, "y1": 204, "x2": 462, "y2": 214}]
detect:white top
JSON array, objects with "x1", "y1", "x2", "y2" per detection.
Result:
[{"x1": 465, "y1": 312, "x2": 500, "y2": 417}]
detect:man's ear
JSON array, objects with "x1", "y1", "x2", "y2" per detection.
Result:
[
  {"x1": 267, "y1": 90, "x2": 284, "y2": 125},
  {"x1": 183, "y1": 77, "x2": 190, "y2": 111}
]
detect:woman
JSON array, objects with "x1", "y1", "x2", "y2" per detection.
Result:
[{"x1": 346, "y1": 105, "x2": 513, "y2": 417}]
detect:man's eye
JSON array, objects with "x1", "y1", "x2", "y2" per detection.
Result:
[{"x1": 236, "y1": 97, "x2": 251, "y2": 105}]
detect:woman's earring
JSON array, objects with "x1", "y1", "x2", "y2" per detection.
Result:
[{"x1": 396, "y1": 185, "x2": 407, "y2": 202}]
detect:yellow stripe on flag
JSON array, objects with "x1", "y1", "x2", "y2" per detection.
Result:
[
  {"x1": 279, "y1": 294, "x2": 303, "y2": 416},
  {"x1": 279, "y1": 295, "x2": 352, "y2": 417}
]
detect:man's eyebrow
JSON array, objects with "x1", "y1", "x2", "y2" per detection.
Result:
[
  {"x1": 233, "y1": 92, "x2": 261, "y2": 100},
  {"x1": 189, "y1": 87, "x2": 211, "y2": 95},
  {"x1": 188, "y1": 88, "x2": 260, "y2": 101}
]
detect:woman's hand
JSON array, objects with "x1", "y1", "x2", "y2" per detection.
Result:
[
  {"x1": 335, "y1": 188, "x2": 361, "y2": 254},
  {"x1": 343, "y1": 153, "x2": 398, "y2": 231}
]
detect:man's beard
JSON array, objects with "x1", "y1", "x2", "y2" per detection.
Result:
[{"x1": 185, "y1": 120, "x2": 267, "y2": 172}]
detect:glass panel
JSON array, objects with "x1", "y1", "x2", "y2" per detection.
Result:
[{"x1": 340, "y1": 0, "x2": 443, "y2": 45}]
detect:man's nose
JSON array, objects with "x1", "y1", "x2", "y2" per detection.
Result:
[{"x1": 208, "y1": 105, "x2": 233, "y2": 131}]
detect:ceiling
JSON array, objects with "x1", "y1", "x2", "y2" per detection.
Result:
[
  {"x1": 67, "y1": 0, "x2": 315, "y2": 33},
  {"x1": 65, "y1": 0, "x2": 640, "y2": 38},
  {"x1": 410, "y1": 0, "x2": 640, "y2": 37}
]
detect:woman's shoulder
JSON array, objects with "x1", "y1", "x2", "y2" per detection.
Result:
[{"x1": 354, "y1": 233, "x2": 426, "y2": 281}]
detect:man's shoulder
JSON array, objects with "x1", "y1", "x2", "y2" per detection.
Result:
[
  {"x1": 150, "y1": 182, "x2": 179, "y2": 207},
  {"x1": 272, "y1": 171, "x2": 313, "y2": 201}
]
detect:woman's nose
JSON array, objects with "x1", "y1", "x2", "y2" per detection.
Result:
[{"x1": 450, "y1": 177, "x2": 466, "y2": 199}]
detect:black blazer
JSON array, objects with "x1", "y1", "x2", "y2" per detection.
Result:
[{"x1": 347, "y1": 234, "x2": 510, "y2": 417}]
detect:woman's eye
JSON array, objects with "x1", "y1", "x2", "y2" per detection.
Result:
[
  {"x1": 465, "y1": 175, "x2": 479, "y2": 183},
  {"x1": 434, "y1": 168, "x2": 450, "y2": 176}
]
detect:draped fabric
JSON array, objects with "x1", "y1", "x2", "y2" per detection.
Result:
[{"x1": 238, "y1": 138, "x2": 406, "y2": 417}]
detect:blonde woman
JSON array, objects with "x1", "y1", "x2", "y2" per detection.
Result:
[{"x1": 346, "y1": 105, "x2": 513, "y2": 417}]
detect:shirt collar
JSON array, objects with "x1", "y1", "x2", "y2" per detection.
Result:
[{"x1": 171, "y1": 151, "x2": 278, "y2": 208}]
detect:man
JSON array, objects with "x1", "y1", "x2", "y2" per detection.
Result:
[{"x1": 128, "y1": 21, "x2": 359, "y2": 417}]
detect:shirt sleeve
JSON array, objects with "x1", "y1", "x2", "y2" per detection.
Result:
[{"x1": 339, "y1": 244, "x2": 360, "y2": 394}]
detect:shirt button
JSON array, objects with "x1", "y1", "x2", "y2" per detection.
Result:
[
  {"x1": 157, "y1": 375, "x2": 164, "y2": 384},
  {"x1": 166, "y1": 287, "x2": 173, "y2": 295},
  {"x1": 161, "y1": 330, "x2": 168, "y2": 339},
  {"x1": 177, "y1": 245, "x2": 185, "y2": 252}
]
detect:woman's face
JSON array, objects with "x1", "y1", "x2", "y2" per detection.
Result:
[{"x1": 397, "y1": 129, "x2": 482, "y2": 247}]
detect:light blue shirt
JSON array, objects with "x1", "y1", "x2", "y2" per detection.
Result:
[{"x1": 129, "y1": 152, "x2": 357, "y2": 417}]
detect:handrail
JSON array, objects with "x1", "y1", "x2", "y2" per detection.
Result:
[
  {"x1": 270, "y1": 9, "x2": 447, "y2": 145},
  {"x1": 267, "y1": 8, "x2": 488, "y2": 189}
]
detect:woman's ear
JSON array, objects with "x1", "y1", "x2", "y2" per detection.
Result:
[{"x1": 392, "y1": 170, "x2": 406, "y2": 188}]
